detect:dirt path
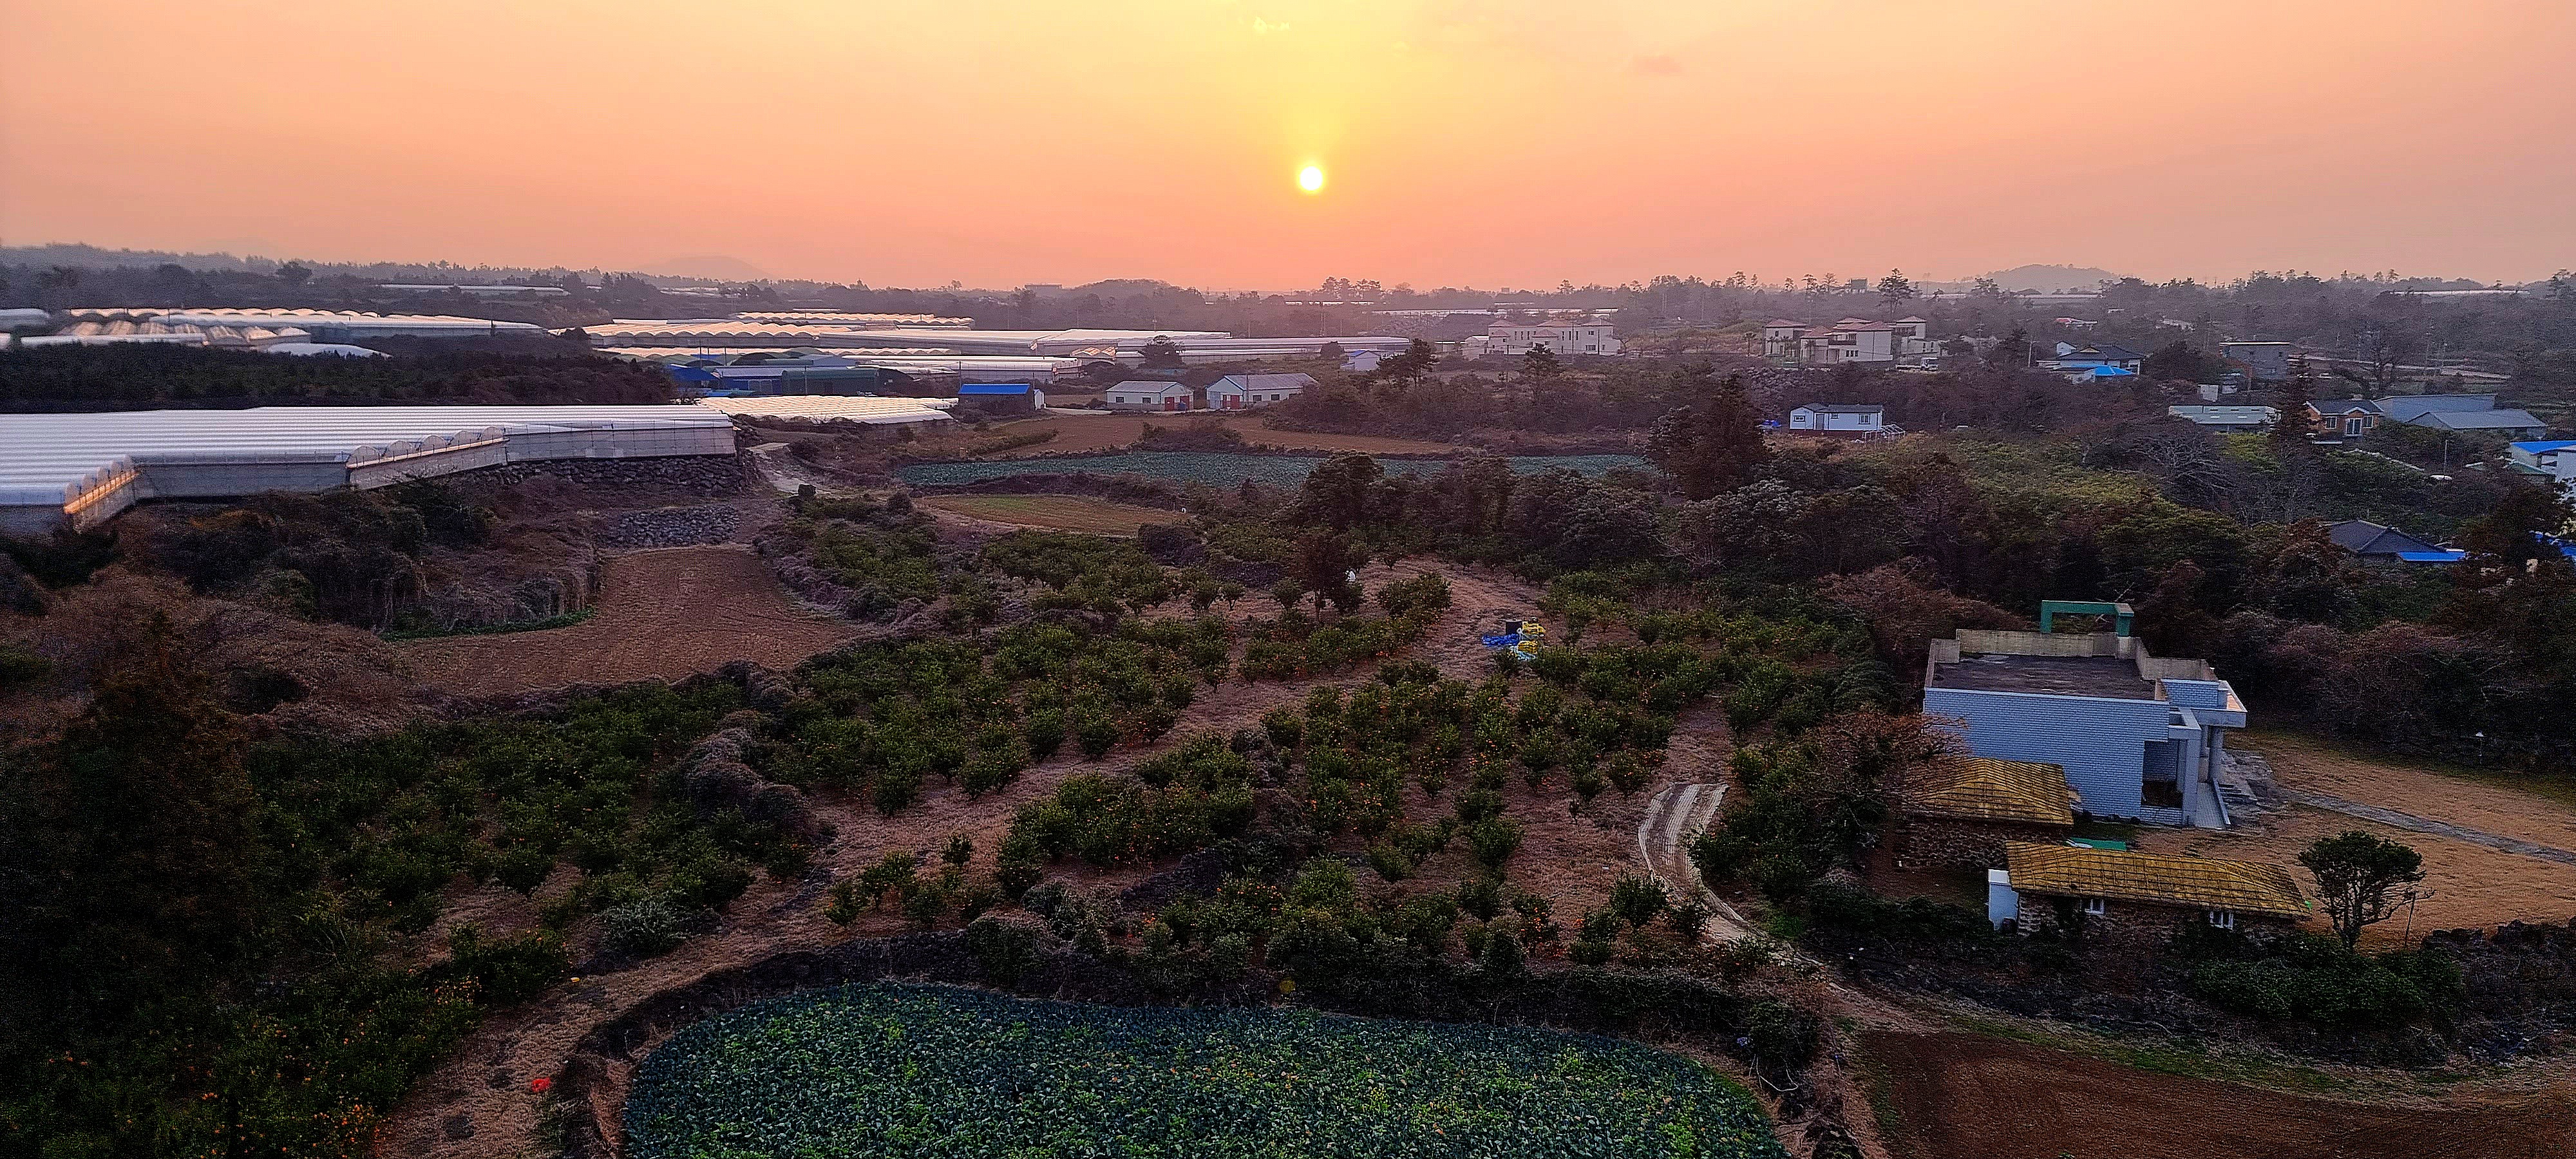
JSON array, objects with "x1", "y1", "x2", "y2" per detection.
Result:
[
  {"x1": 2181, "y1": 733, "x2": 2576, "y2": 940},
  {"x1": 1638, "y1": 780, "x2": 1761, "y2": 943},
  {"x1": 2279, "y1": 788, "x2": 2576, "y2": 867},
  {"x1": 1862, "y1": 1030, "x2": 2576, "y2": 1159},
  {"x1": 2237, "y1": 732, "x2": 2576, "y2": 853},
  {"x1": 400, "y1": 545, "x2": 860, "y2": 696},
  {"x1": 746, "y1": 441, "x2": 854, "y2": 494}
]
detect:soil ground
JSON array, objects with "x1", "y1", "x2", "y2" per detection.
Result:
[
  {"x1": 2119, "y1": 732, "x2": 2576, "y2": 943},
  {"x1": 914, "y1": 493, "x2": 1188, "y2": 535},
  {"x1": 399, "y1": 545, "x2": 860, "y2": 697},
  {"x1": 2159, "y1": 806, "x2": 2576, "y2": 944},
  {"x1": 1861, "y1": 1029, "x2": 2576, "y2": 1159}
]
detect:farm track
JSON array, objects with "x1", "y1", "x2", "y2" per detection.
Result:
[
  {"x1": 2279, "y1": 788, "x2": 2576, "y2": 868},
  {"x1": 1638, "y1": 780, "x2": 1759, "y2": 943}
]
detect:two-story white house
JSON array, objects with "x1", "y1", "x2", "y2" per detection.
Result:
[
  {"x1": 1763, "y1": 318, "x2": 1938, "y2": 366},
  {"x1": 1481, "y1": 321, "x2": 1620, "y2": 358},
  {"x1": 1787, "y1": 403, "x2": 1885, "y2": 434}
]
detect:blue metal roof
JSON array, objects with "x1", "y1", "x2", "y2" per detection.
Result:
[
  {"x1": 2511, "y1": 440, "x2": 2576, "y2": 453},
  {"x1": 2396, "y1": 550, "x2": 2468, "y2": 563},
  {"x1": 958, "y1": 382, "x2": 1032, "y2": 395}
]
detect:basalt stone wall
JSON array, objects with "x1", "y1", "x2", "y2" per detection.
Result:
[{"x1": 1897, "y1": 816, "x2": 2072, "y2": 870}]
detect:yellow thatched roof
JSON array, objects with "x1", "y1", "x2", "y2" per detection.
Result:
[
  {"x1": 1905, "y1": 757, "x2": 2076, "y2": 827},
  {"x1": 2004, "y1": 843, "x2": 2307, "y2": 918}
]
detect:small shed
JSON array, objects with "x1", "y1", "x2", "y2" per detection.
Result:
[
  {"x1": 1106, "y1": 381, "x2": 1194, "y2": 413},
  {"x1": 957, "y1": 381, "x2": 1043, "y2": 415}
]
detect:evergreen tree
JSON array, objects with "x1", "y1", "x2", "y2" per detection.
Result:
[{"x1": 1646, "y1": 376, "x2": 1770, "y2": 500}]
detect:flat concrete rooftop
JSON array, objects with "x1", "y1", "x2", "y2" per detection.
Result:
[{"x1": 1929, "y1": 654, "x2": 2155, "y2": 700}]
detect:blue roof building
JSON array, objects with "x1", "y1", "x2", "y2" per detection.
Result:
[{"x1": 955, "y1": 381, "x2": 1045, "y2": 413}]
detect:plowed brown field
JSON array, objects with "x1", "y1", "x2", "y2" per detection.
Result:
[
  {"x1": 1865, "y1": 1030, "x2": 2576, "y2": 1159},
  {"x1": 400, "y1": 545, "x2": 858, "y2": 696}
]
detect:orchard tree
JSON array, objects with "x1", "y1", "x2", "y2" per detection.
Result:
[{"x1": 2299, "y1": 830, "x2": 2425, "y2": 950}]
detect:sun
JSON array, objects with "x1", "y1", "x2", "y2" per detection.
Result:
[{"x1": 1297, "y1": 164, "x2": 1325, "y2": 193}]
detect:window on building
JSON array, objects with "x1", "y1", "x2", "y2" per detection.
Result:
[
  {"x1": 2082, "y1": 898, "x2": 2107, "y2": 916},
  {"x1": 2207, "y1": 910, "x2": 2236, "y2": 930}
]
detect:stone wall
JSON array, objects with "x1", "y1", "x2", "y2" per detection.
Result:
[
  {"x1": 2015, "y1": 894, "x2": 2295, "y2": 952},
  {"x1": 1898, "y1": 816, "x2": 2071, "y2": 869},
  {"x1": 432, "y1": 448, "x2": 757, "y2": 498}
]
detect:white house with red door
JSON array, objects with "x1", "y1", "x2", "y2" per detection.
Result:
[
  {"x1": 1208, "y1": 373, "x2": 1314, "y2": 410},
  {"x1": 1106, "y1": 381, "x2": 1195, "y2": 412}
]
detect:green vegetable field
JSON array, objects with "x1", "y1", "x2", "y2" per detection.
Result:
[{"x1": 625, "y1": 983, "x2": 1786, "y2": 1159}]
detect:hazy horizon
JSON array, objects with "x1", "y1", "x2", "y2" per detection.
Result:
[{"x1": 8, "y1": 1, "x2": 2573, "y2": 288}]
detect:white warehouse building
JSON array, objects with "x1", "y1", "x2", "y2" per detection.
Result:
[{"x1": 0, "y1": 399, "x2": 954, "y2": 534}]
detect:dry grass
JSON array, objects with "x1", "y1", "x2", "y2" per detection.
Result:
[
  {"x1": 399, "y1": 545, "x2": 858, "y2": 697},
  {"x1": 2125, "y1": 731, "x2": 2576, "y2": 943},
  {"x1": 914, "y1": 494, "x2": 1188, "y2": 535}
]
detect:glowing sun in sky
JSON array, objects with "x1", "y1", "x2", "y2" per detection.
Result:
[{"x1": 1297, "y1": 164, "x2": 1325, "y2": 193}]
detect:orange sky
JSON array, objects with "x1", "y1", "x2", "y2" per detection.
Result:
[{"x1": 5, "y1": 1, "x2": 2572, "y2": 288}]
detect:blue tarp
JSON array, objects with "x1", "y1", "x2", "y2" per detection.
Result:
[
  {"x1": 959, "y1": 382, "x2": 1032, "y2": 395},
  {"x1": 2396, "y1": 550, "x2": 2468, "y2": 563},
  {"x1": 1480, "y1": 634, "x2": 1522, "y2": 648}
]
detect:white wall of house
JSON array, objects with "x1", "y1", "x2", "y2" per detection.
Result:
[
  {"x1": 1106, "y1": 382, "x2": 1193, "y2": 411},
  {"x1": 1788, "y1": 406, "x2": 1883, "y2": 431},
  {"x1": 1483, "y1": 323, "x2": 1619, "y2": 357},
  {"x1": 1799, "y1": 327, "x2": 1896, "y2": 363},
  {"x1": 1208, "y1": 375, "x2": 1309, "y2": 410}
]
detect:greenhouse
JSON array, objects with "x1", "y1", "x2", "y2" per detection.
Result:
[{"x1": 0, "y1": 400, "x2": 944, "y2": 534}]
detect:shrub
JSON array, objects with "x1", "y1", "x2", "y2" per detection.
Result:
[
  {"x1": 441, "y1": 926, "x2": 567, "y2": 1005},
  {"x1": 601, "y1": 899, "x2": 690, "y2": 957},
  {"x1": 1609, "y1": 875, "x2": 1669, "y2": 926},
  {"x1": 963, "y1": 917, "x2": 1037, "y2": 984},
  {"x1": 2185, "y1": 933, "x2": 2463, "y2": 1028}
]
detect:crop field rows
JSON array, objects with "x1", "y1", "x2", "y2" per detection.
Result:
[{"x1": 626, "y1": 983, "x2": 1787, "y2": 1159}]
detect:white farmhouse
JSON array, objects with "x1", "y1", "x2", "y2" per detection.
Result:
[
  {"x1": 1207, "y1": 373, "x2": 1313, "y2": 410},
  {"x1": 1787, "y1": 403, "x2": 1886, "y2": 434},
  {"x1": 1106, "y1": 381, "x2": 1194, "y2": 412}
]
